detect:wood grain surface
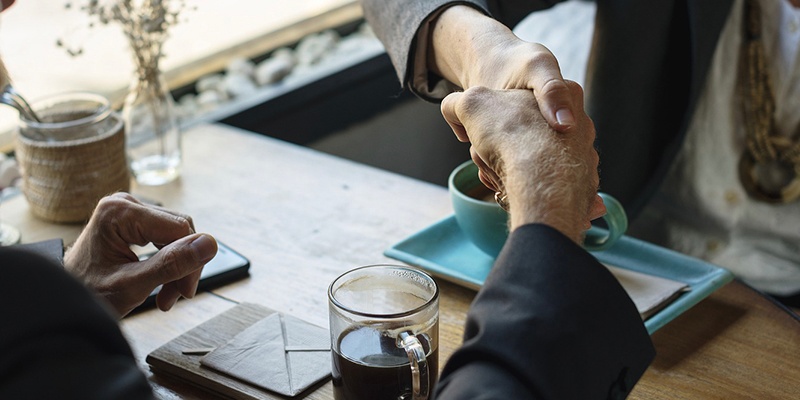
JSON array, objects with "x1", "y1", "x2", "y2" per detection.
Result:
[{"x1": 6, "y1": 123, "x2": 799, "y2": 399}]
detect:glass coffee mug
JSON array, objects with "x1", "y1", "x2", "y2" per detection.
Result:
[{"x1": 328, "y1": 264, "x2": 439, "y2": 400}]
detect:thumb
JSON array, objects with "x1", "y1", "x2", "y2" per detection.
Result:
[
  {"x1": 441, "y1": 91, "x2": 470, "y2": 142},
  {"x1": 143, "y1": 233, "x2": 217, "y2": 310},
  {"x1": 525, "y1": 46, "x2": 575, "y2": 131}
]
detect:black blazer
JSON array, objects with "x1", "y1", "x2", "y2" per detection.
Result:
[
  {"x1": 0, "y1": 247, "x2": 155, "y2": 400},
  {"x1": 361, "y1": 0, "x2": 735, "y2": 218},
  {"x1": 434, "y1": 224, "x2": 654, "y2": 399}
]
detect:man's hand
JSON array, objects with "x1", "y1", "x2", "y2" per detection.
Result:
[
  {"x1": 441, "y1": 84, "x2": 605, "y2": 243},
  {"x1": 428, "y1": 6, "x2": 575, "y2": 131},
  {"x1": 64, "y1": 193, "x2": 218, "y2": 317}
]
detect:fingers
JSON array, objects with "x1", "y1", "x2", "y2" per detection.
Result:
[
  {"x1": 583, "y1": 194, "x2": 607, "y2": 230},
  {"x1": 471, "y1": 148, "x2": 502, "y2": 192},
  {"x1": 0, "y1": 0, "x2": 15, "y2": 12},
  {"x1": 443, "y1": 90, "x2": 506, "y2": 192},
  {"x1": 524, "y1": 45, "x2": 575, "y2": 132},
  {"x1": 155, "y1": 276, "x2": 202, "y2": 311},
  {"x1": 143, "y1": 233, "x2": 218, "y2": 311},
  {"x1": 441, "y1": 92, "x2": 469, "y2": 142},
  {"x1": 92, "y1": 193, "x2": 196, "y2": 248},
  {"x1": 156, "y1": 282, "x2": 181, "y2": 311}
]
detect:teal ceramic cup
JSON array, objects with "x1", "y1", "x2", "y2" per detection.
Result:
[{"x1": 448, "y1": 161, "x2": 628, "y2": 257}]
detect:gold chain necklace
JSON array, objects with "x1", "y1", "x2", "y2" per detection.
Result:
[{"x1": 738, "y1": 0, "x2": 800, "y2": 203}]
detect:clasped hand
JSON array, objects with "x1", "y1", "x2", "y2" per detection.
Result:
[{"x1": 441, "y1": 84, "x2": 606, "y2": 243}]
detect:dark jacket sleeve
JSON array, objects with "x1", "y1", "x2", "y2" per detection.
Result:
[
  {"x1": 11, "y1": 238, "x2": 65, "y2": 265},
  {"x1": 358, "y1": 0, "x2": 560, "y2": 92},
  {"x1": 433, "y1": 224, "x2": 655, "y2": 399},
  {"x1": 0, "y1": 248, "x2": 155, "y2": 400}
]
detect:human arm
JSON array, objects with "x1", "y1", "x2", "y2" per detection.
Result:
[
  {"x1": 359, "y1": 0, "x2": 575, "y2": 130},
  {"x1": 434, "y1": 225, "x2": 655, "y2": 399},
  {"x1": 63, "y1": 193, "x2": 218, "y2": 318},
  {"x1": 433, "y1": 86, "x2": 655, "y2": 398}
]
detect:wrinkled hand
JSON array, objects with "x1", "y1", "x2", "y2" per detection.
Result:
[
  {"x1": 441, "y1": 84, "x2": 605, "y2": 242},
  {"x1": 64, "y1": 193, "x2": 218, "y2": 317},
  {"x1": 430, "y1": 5, "x2": 575, "y2": 131}
]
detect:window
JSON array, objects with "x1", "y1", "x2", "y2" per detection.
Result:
[{"x1": 0, "y1": 0, "x2": 361, "y2": 151}]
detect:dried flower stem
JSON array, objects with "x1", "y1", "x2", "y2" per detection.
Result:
[{"x1": 62, "y1": 0, "x2": 188, "y2": 94}]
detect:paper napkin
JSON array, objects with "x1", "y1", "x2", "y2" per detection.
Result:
[
  {"x1": 606, "y1": 264, "x2": 690, "y2": 320},
  {"x1": 200, "y1": 313, "x2": 331, "y2": 397}
]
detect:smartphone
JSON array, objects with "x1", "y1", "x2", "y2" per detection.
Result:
[{"x1": 130, "y1": 241, "x2": 250, "y2": 314}]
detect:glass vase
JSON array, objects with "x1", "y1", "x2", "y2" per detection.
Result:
[{"x1": 122, "y1": 72, "x2": 181, "y2": 186}]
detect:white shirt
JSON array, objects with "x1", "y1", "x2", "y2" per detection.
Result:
[
  {"x1": 632, "y1": 0, "x2": 800, "y2": 295},
  {"x1": 411, "y1": 0, "x2": 800, "y2": 294}
]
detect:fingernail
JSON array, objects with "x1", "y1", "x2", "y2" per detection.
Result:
[
  {"x1": 556, "y1": 108, "x2": 575, "y2": 127},
  {"x1": 190, "y1": 234, "x2": 217, "y2": 263}
]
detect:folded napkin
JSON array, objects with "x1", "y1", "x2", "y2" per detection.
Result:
[
  {"x1": 200, "y1": 313, "x2": 331, "y2": 397},
  {"x1": 606, "y1": 264, "x2": 690, "y2": 320}
]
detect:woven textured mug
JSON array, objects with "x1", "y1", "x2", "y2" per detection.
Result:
[{"x1": 15, "y1": 92, "x2": 130, "y2": 223}]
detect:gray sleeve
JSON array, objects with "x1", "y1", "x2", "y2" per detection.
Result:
[{"x1": 359, "y1": 0, "x2": 561, "y2": 100}]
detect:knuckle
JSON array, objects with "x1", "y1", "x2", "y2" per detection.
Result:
[
  {"x1": 565, "y1": 80, "x2": 585, "y2": 97},
  {"x1": 96, "y1": 192, "x2": 136, "y2": 209},
  {"x1": 462, "y1": 85, "x2": 492, "y2": 99},
  {"x1": 158, "y1": 247, "x2": 189, "y2": 281},
  {"x1": 538, "y1": 77, "x2": 570, "y2": 98},
  {"x1": 521, "y1": 51, "x2": 570, "y2": 99},
  {"x1": 459, "y1": 86, "x2": 493, "y2": 112},
  {"x1": 94, "y1": 195, "x2": 128, "y2": 216},
  {"x1": 171, "y1": 214, "x2": 194, "y2": 234},
  {"x1": 526, "y1": 46, "x2": 558, "y2": 68},
  {"x1": 110, "y1": 192, "x2": 137, "y2": 202},
  {"x1": 184, "y1": 215, "x2": 195, "y2": 232}
]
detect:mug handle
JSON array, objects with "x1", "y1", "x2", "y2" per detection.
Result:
[
  {"x1": 398, "y1": 331, "x2": 430, "y2": 400},
  {"x1": 583, "y1": 192, "x2": 628, "y2": 252}
]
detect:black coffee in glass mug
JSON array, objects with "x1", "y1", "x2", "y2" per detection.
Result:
[{"x1": 328, "y1": 265, "x2": 439, "y2": 400}]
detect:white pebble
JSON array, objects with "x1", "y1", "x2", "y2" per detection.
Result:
[
  {"x1": 295, "y1": 30, "x2": 340, "y2": 66},
  {"x1": 222, "y1": 72, "x2": 258, "y2": 98},
  {"x1": 254, "y1": 57, "x2": 294, "y2": 85},
  {"x1": 196, "y1": 90, "x2": 226, "y2": 110},
  {"x1": 226, "y1": 57, "x2": 255, "y2": 78},
  {"x1": 176, "y1": 93, "x2": 199, "y2": 117},
  {"x1": 271, "y1": 47, "x2": 297, "y2": 66},
  {"x1": 196, "y1": 74, "x2": 225, "y2": 94}
]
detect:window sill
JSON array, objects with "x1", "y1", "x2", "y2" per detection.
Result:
[{"x1": 0, "y1": 0, "x2": 363, "y2": 153}]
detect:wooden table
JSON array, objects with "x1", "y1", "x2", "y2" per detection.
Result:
[{"x1": 5, "y1": 123, "x2": 799, "y2": 399}]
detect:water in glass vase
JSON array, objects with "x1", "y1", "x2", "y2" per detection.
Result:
[
  {"x1": 123, "y1": 73, "x2": 182, "y2": 186},
  {"x1": 126, "y1": 123, "x2": 181, "y2": 185},
  {"x1": 130, "y1": 152, "x2": 181, "y2": 186}
]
